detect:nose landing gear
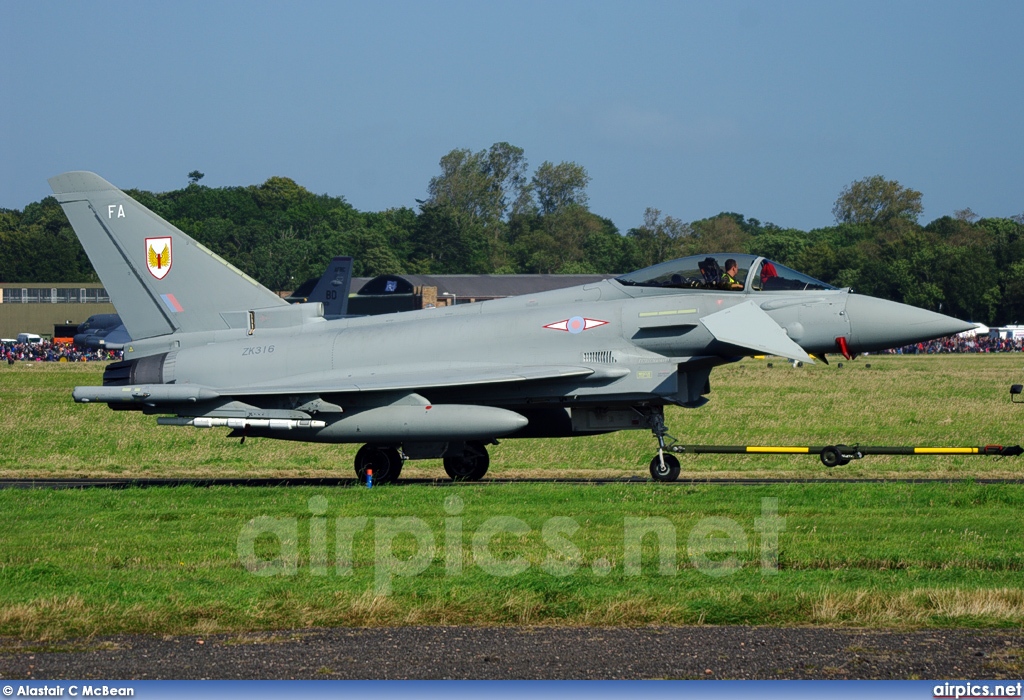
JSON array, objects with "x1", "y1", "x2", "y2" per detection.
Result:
[
  {"x1": 650, "y1": 452, "x2": 681, "y2": 481},
  {"x1": 640, "y1": 407, "x2": 683, "y2": 482}
]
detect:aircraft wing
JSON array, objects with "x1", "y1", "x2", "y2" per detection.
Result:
[
  {"x1": 700, "y1": 300, "x2": 815, "y2": 364},
  {"x1": 217, "y1": 363, "x2": 606, "y2": 396}
]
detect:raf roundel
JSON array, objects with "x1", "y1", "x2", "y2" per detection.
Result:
[{"x1": 543, "y1": 316, "x2": 609, "y2": 333}]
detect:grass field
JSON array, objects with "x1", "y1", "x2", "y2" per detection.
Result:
[{"x1": 1, "y1": 356, "x2": 1023, "y2": 639}]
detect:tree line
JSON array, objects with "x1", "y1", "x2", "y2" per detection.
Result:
[{"x1": 2, "y1": 145, "x2": 1022, "y2": 324}]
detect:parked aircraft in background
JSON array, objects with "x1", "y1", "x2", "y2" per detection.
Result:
[
  {"x1": 286, "y1": 256, "x2": 353, "y2": 319},
  {"x1": 74, "y1": 313, "x2": 130, "y2": 350},
  {"x1": 51, "y1": 172, "x2": 973, "y2": 482}
]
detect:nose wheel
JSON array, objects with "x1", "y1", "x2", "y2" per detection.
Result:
[
  {"x1": 638, "y1": 406, "x2": 682, "y2": 482},
  {"x1": 649, "y1": 452, "x2": 681, "y2": 481}
]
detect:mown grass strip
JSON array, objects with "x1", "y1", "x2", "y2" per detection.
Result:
[{"x1": 1, "y1": 482, "x2": 1023, "y2": 638}]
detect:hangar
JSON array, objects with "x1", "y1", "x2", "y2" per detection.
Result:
[{"x1": 0, "y1": 283, "x2": 115, "y2": 339}]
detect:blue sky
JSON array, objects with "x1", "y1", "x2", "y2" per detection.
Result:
[{"x1": 2, "y1": 1, "x2": 1021, "y2": 233}]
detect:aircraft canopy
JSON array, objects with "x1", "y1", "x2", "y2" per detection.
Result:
[{"x1": 615, "y1": 253, "x2": 836, "y2": 292}]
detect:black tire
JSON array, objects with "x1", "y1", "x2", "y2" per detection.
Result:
[
  {"x1": 354, "y1": 445, "x2": 403, "y2": 484},
  {"x1": 649, "y1": 453, "x2": 681, "y2": 482},
  {"x1": 443, "y1": 442, "x2": 490, "y2": 481},
  {"x1": 820, "y1": 446, "x2": 842, "y2": 468}
]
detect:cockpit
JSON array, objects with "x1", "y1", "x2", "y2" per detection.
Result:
[{"x1": 614, "y1": 253, "x2": 835, "y2": 292}]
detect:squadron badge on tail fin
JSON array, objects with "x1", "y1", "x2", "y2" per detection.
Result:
[{"x1": 146, "y1": 237, "x2": 172, "y2": 279}]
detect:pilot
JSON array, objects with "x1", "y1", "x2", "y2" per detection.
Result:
[{"x1": 720, "y1": 259, "x2": 743, "y2": 290}]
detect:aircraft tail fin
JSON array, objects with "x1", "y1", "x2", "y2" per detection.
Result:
[
  {"x1": 306, "y1": 256, "x2": 353, "y2": 319},
  {"x1": 49, "y1": 171, "x2": 286, "y2": 341}
]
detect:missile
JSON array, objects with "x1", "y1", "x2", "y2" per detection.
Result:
[{"x1": 157, "y1": 417, "x2": 327, "y2": 430}]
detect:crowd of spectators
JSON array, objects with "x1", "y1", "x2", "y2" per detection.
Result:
[
  {"x1": 2, "y1": 339, "x2": 122, "y2": 364},
  {"x1": 888, "y1": 334, "x2": 1024, "y2": 355}
]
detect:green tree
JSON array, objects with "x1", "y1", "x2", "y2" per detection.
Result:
[
  {"x1": 1001, "y1": 261, "x2": 1024, "y2": 323},
  {"x1": 690, "y1": 214, "x2": 751, "y2": 253},
  {"x1": 626, "y1": 208, "x2": 692, "y2": 268},
  {"x1": 532, "y1": 161, "x2": 590, "y2": 216},
  {"x1": 0, "y1": 198, "x2": 94, "y2": 282},
  {"x1": 427, "y1": 148, "x2": 498, "y2": 222},
  {"x1": 748, "y1": 228, "x2": 808, "y2": 266},
  {"x1": 426, "y1": 143, "x2": 532, "y2": 223},
  {"x1": 410, "y1": 203, "x2": 489, "y2": 274},
  {"x1": 539, "y1": 204, "x2": 604, "y2": 272},
  {"x1": 937, "y1": 244, "x2": 997, "y2": 323},
  {"x1": 484, "y1": 142, "x2": 532, "y2": 219},
  {"x1": 581, "y1": 216, "x2": 632, "y2": 273},
  {"x1": 832, "y1": 175, "x2": 924, "y2": 226},
  {"x1": 424, "y1": 144, "x2": 536, "y2": 270},
  {"x1": 512, "y1": 228, "x2": 562, "y2": 273}
]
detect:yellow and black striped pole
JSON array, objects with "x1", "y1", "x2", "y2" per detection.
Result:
[{"x1": 671, "y1": 443, "x2": 1023, "y2": 467}]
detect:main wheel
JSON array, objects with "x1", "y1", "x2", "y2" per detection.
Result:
[
  {"x1": 443, "y1": 442, "x2": 490, "y2": 481},
  {"x1": 649, "y1": 453, "x2": 681, "y2": 482},
  {"x1": 354, "y1": 444, "x2": 403, "y2": 484}
]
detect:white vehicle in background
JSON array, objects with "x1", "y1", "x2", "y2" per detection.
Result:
[{"x1": 16, "y1": 333, "x2": 43, "y2": 344}]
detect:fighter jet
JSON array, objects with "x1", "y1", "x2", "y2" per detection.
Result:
[
  {"x1": 286, "y1": 256, "x2": 354, "y2": 319},
  {"x1": 74, "y1": 313, "x2": 131, "y2": 350},
  {"x1": 50, "y1": 172, "x2": 974, "y2": 482}
]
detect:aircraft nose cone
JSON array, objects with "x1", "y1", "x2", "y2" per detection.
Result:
[{"x1": 845, "y1": 295, "x2": 976, "y2": 352}]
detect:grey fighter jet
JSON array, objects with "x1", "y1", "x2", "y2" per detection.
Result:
[
  {"x1": 288, "y1": 256, "x2": 354, "y2": 319},
  {"x1": 50, "y1": 172, "x2": 974, "y2": 482},
  {"x1": 74, "y1": 313, "x2": 131, "y2": 350}
]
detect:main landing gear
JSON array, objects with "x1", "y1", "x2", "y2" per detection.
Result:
[
  {"x1": 354, "y1": 444, "x2": 404, "y2": 484},
  {"x1": 443, "y1": 441, "x2": 490, "y2": 481},
  {"x1": 353, "y1": 441, "x2": 492, "y2": 483}
]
